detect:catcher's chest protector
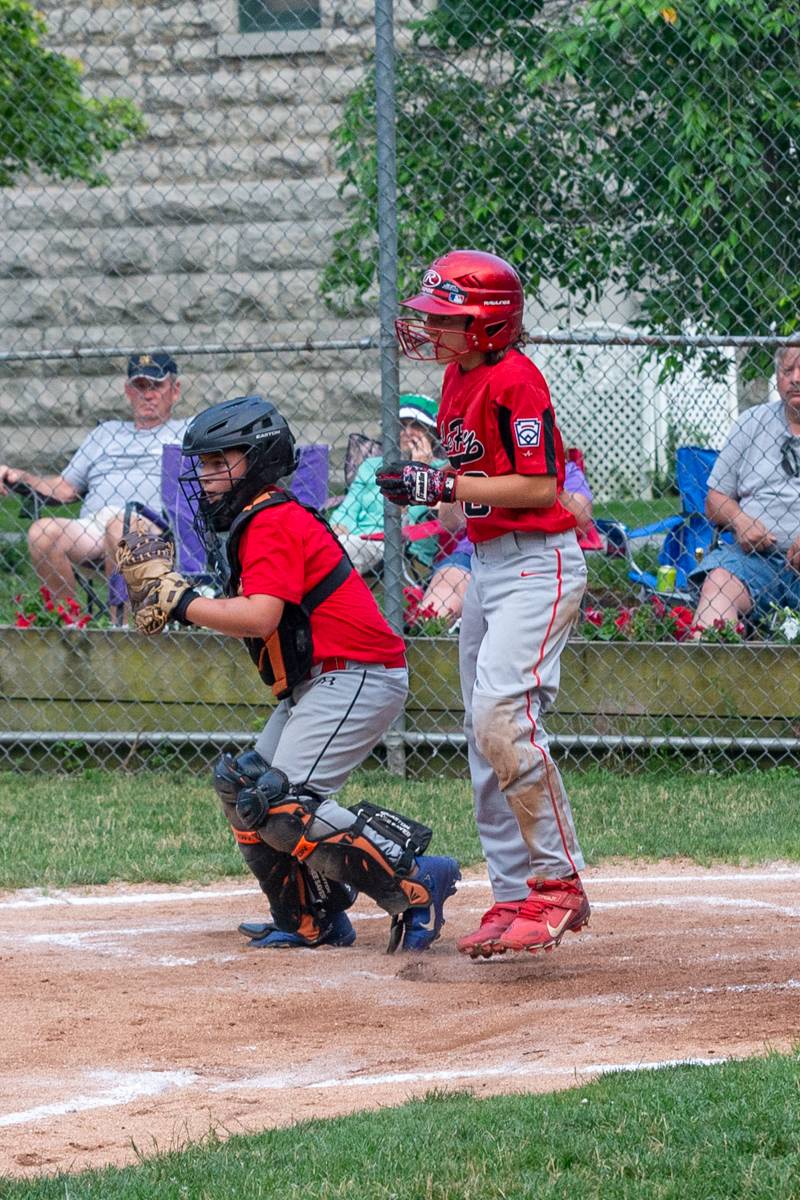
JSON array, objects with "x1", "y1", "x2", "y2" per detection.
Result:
[{"x1": 227, "y1": 490, "x2": 352, "y2": 700}]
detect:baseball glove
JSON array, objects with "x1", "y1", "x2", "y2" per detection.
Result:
[{"x1": 115, "y1": 530, "x2": 193, "y2": 635}]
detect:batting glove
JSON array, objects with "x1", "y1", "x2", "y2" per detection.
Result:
[{"x1": 375, "y1": 460, "x2": 457, "y2": 507}]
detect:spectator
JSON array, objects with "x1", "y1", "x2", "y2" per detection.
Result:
[
  {"x1": 691, "y1": 344, "x2": 800, "y2": 630},
  {"x1": 330, "y1": 394, "x2": 443, "y2": 575},
  {"x1": 0, "y1": 353, "x2": 185, "y2": 602},
  {"x1": 422, "y1": 457, "x2": 596, "y2": 623}
]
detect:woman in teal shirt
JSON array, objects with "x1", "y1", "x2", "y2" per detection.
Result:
[{"x1": 331, "y1": 394, "x2": 442, "y2": 575}]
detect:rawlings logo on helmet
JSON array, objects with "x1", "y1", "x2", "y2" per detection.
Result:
[
  {"x1": 423, "y1": 269, "x2": 442, "y2": 287},
  {"x1": 421, "y1": 277, "x2": 468, "y2": 305}
]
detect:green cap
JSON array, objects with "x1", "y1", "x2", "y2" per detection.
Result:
[{"x1": 398, "y1": 392, "x2": 438, "y2": 431}]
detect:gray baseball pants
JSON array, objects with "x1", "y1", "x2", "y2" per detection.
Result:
[
  {"x1": 459, "y1": 529, "x2": 587, "y2": 899},
  {"x1": 255, "y1": 662, "x2": 408, "y2": 850}
]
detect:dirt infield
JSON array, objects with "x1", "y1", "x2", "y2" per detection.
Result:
[{"x1": 2, "y1": 862, "x2": 799, "y2": 1179}]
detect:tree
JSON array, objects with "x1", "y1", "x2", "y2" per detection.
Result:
[
  {"x1": 0, "y1": 0, "x2": 145, "y2": 187},
  {"x1": 322, "y1": 0, "x2": 800, "y2": 379}
]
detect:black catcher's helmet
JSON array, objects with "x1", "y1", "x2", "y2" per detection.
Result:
[{"x1": 179, "y1": 395, "x2": 298, "y2": 535}]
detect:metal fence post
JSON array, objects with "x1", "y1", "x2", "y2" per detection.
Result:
[{"x1": 374, "y1": 0, "x2": 406, "y2": 776}]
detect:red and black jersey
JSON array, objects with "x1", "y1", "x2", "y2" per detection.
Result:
[
  {"x1": 237, "y1": 497, "x2": 406, "y2": 666},
  {"x1": 437, "y1": 348, "x2": 577, "y2": 543}
]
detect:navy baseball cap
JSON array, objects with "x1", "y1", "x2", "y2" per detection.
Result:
[{"x1": 127, "y1": 352, "x2": 178, "y2": 381}]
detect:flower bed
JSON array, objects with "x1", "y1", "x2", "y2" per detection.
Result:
[
  {"x1": 0, "y1": 627, "x2": 797, "y2": 746},
  {"x1": 11, "y1": 586, "x2": 108, "y2": 630}
]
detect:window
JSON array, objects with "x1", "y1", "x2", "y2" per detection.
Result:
[{"x1": 239, "y1": 0, "x2": 321, "y2": 33}]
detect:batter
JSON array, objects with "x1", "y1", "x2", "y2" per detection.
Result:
[{"x1": 377, "y1": 248, "x2": 589, "y2": 958}]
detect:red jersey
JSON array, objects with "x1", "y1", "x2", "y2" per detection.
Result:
[
  {"x1": 438, "y1": 348, "x2": 577, "y2": 544},
  {"x1": 237, "y1": 500, "x2": 406, "y2": 667}
]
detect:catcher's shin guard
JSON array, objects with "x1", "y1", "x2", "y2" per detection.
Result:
[
  {"x1": 212, "y1": 751, "x2": 355, "y2": 941},
  {"x1": 215, "y1": 752, "x2": 434, "y2": 917},
  {"x1": 257, "y1": 792, "x2": 435, "y2": 917}
]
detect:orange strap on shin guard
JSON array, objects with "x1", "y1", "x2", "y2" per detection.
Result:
[{"x1": 233, "y1": 828, "x2": 262, "y2": 845}]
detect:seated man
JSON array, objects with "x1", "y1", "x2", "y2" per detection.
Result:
[
  {"x1": 691, "y1": 345, "x2": 800, "y2": 630},
  {"x1": 421, "y1": 457, "x2": 596, "y2": 623},
  {"x1": 0, "y1": 353, "x2": 186, "y2": 603},
  {"x1": 329, "y1": 393, "x2": 443, "y2": 576}
]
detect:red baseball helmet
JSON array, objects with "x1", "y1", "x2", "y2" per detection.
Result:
[{"x1": 396, "y1": 249, "x2": 525, "y2": 360}]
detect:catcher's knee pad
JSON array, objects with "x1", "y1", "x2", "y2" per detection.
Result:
[{"x1": 212, "y1": 749, "x2": 271, "y2": 832}]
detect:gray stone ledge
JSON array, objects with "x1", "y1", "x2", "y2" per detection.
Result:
[{"x1": 217, "y1": 31, "x2": 327, "y2": 58}]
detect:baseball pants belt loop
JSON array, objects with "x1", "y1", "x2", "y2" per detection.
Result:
[
  {"x1": 513, "y1": 530, "x2": 548, "y2": 550},
  {"x1": 309, "y1": 654, "x2": 408, "y2": 677},
  {"x1": 315, "y1": 656, "x2": 349, "y2": 674}
]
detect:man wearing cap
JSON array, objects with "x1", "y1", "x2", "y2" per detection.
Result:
[
  {"x1": 330, "y1": 393, "x2": 442, "y2": 575},
  {"x1": 0, "y1": 353, "x2": 186, "y2": 602}
]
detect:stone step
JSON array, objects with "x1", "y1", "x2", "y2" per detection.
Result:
[
  {"x1": 0, "y1": 219, "x2": 341, "y2": 281},
  {"x1": 0, "y1": 266, "x2": 353, "y2": 329},
  {"x1": 0, "y1": 178, "x2": 345, "y2": 232}
]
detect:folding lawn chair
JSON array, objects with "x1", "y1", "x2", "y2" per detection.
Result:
[
  {"x1": 8, "y1": 479, "x2": 128, "y2": 622},
  {"x1": 598, "y1": 445, "x2": 730, "y2": 602}
]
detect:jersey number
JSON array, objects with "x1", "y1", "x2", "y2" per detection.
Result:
[{"x1": 461, "y1": 471, "x2": 491, "y2": 519}]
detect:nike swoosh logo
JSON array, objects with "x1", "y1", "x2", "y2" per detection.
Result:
[
  {"x1": 546, "y1": 912, "x2": 573, "y2": 939},
  {"x1": 519, "y1": 571, "x2": 541, "y2": 578}
]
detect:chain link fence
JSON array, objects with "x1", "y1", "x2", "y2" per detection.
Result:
[{"x1": 0, "y1": 0, "x2": 798, "y2": 772}]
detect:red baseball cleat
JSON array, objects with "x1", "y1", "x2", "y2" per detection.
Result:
[
  {"x1": 494, "y1": 875, "x2": 590, "y2": 955},
  {"x1": 457, "y1": 900, "x2": 524, "y2": 958}
]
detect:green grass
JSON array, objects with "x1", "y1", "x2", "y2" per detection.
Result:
[
  {"x1": 0, "y1": 494, "x2": 69, "y2": 621},
  {"x1": 5, "y1": 1053, "x2": 799, "y2": 1197},
  {"x1": 0, "y1": 493, "x2": 81, "y2": 534},
  {"x1": 2, "y1": 765, "x2": 798, "y2": 890},
  {"x1": 600, "y1": 496, "x2": 678, "y2": 528}
]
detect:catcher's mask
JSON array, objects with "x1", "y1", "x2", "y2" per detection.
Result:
[
  {"x1": 396, "y1": 248, "x2": 524, "y2": 361},
  {"x1": 179, "y1": 395, "x2": 299, "y2": 537}
]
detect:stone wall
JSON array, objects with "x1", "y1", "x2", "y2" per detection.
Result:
[{"x1": 0, "y1": 0, "x2": 437, "y2": 470}]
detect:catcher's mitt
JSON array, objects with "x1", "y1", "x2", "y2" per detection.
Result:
[{"x1": 115, "y1": 530, "x2": 193, "y2": 635}]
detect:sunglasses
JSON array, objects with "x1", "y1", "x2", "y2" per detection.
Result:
[{"x1": 780, "y1": 437, "x2": 800, "y2": 478}]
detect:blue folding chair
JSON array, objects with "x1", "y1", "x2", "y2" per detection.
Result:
[{"x1": 598, "y1": 446, "x2": 731, "y2": 601}]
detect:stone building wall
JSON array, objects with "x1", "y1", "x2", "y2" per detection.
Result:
[{"x1": 0, "y1": 0, "x2": 436, "y2": 469}]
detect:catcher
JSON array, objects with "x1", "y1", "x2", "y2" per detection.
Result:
[{"x1": 116, "y1": 394, "x2": 460, "y2": 953}]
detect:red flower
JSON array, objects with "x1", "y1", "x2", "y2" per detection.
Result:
[
  {"x1": 650, "y1": 595, "x2": 667, "y2": 618},
  {"x1": 670, "y1": 605, "x2": 696, "y2": 641},
  {"x1": 56, "y1": 604, "x2": 74, "y2": 625},
  {"x1": 66, "y1": 597, "x2": 82, "y2": 614},
  {"x1": 15, "y1": 612, "x2": 36, "y2": 628},
  {"x1": 584, "y1": 607, "x2": 604, "y2": 627},
  {"x1": 614, "y1": 608, "x2": 633, "y2": 630},
  {"x1": 76, "y1": 615, "x2": 92, "y2": 629}
]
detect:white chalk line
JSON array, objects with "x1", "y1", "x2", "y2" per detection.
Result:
[
  {"x1": 0, "y1": 887, "x2": 262, "y2": 911},
  {"x1": 3, "y1": 869, "x2": 800, "y2": 912},
  {"x1": 303, "y1": 1055, "x2": 730, "y2": 1091},
  {"x1": 3, "y1": 893, "x2": 799, "y2": 957},
  {"x1": 0, "y1": 1056, "x2": 732, "y2": 1130},
  {"x1": 0, "y1": 1069, "x2": 198, "y2": 1129}
]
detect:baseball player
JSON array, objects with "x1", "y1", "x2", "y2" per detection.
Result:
[
  {"x1": 377, "y1": 249, "x2": 589, "y2": 959},
  {"x1": 116, "y1": 394, "x2": 460, "y2": 953}
]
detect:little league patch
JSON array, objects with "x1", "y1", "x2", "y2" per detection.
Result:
[{"x1": 514, "y1": 417, "x2": 542, "y2": 447}]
